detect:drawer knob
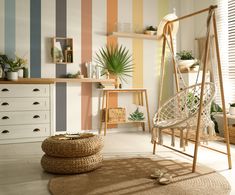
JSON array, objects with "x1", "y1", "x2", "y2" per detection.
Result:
[
  {"x1": 1, "y1": 130, "x2": 9, "y2": 134},
  {"x1": 33, "y1": 102, "x2": 40, "y2": 105},
  {"x1": 33, "y1": 115, "x2": 40, "y2": 119},
  {"x1": 1, "y1": 102, "x2": 9, "y2": 106},
  {"x1": 2, "y1": 116, "x2": 9, "y2": 120},
  {"x1": 33, "y1": 88, "x2": 40, "y2": 92},
  {"x1": 33, "y1": 128, "x2": 40, "y2": 132},
  {"x1": 1, "y1": 88, "x2": 9, "y2": 92}
]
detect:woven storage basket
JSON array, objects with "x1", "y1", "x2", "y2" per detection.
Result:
[
  {"x1": 229, "y1": 125, "x2": 235, "y2": 144},
  {"x1": 102, "y1": 107, "x2": 126, "y2": 122},
  {"x1": 41, "y1": 134, "x2": 104, "y2": 158},
  {"x1": 41, "y1": 153, "x2": 103, "y2": 174}
]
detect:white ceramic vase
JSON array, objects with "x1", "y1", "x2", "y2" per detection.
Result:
[
  {"x1": 7, "y1": 71, "x2": 18, "y2": 81},
  {"x1": 229, "y1": 106, "x2": 235, "y2": 115},
  {"x1": 18, "y1": 69, "x2": 24, "y2": 78}
]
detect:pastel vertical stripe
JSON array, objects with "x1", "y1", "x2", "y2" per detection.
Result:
[
  {"x1": 107, "y1": 0, "x2": 118, "y2": 128},
  {"x1": 132, "y1": 0, "x2": 143, "y2": 103},
  {"x1": 81, "y1": 0, "x2": 92, "y2": 130},
  {"x1": 107, "y1": 0, "x2": 117, "y2": 45},
  {"x1": 66, "y1": 0, "x2": 81, "y2": 132},
  {"x1": 143, "y1": 0, "x2": 158, "y2": 119},
  {"x1": 15, "y1": 0, "x2": 30, "y2": 68},
  {"x1": 5, "y1": 0, "x2": 15, "y2": 58},
  {"x1": 30, "y1": 0, "x2": 41, "y2": 78},
  {"x1": 117, "y1": 0, "x2": 133, "y2": 114},
  {"x1": 41, "y1": 0, "x2": 56, "y2": 78},
  {"x1": 56, "y1": 0, "x2": 67, "y2": 131},
  {"x1": 92, "y1": 0, "x2": 106, "y2": 130},
  {"x1": 0, "y1": 0, "x2": 4, "y2": 53}
]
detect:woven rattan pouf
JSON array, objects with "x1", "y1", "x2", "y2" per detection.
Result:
[{"x1": 41, "y1": 133, "x2": 104, "y2": 174}]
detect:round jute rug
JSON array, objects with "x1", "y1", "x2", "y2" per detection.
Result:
[{"x1": 48, "y1": 158, "x2": 231, "y2": 195}]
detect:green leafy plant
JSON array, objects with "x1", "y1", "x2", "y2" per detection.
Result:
[
  {"x1": 177, "y1": 50, "x2": 194, "y2": 60},
  {"x1": 0, "y1": 54, "x2": 27, "y2": 72},
  {"x1": 128, "y1": 108, "x2": 145, "y2": 121},
  {"x1": 95, "y1": 45, "x2": 133, "y2": 83}
]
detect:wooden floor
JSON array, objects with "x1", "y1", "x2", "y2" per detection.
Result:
[{"x1": 0, "y1": 129, "x2": 235, "y2": 195}]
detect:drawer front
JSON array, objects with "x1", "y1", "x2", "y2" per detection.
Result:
[
  {"x1": 0, "y1": 98, "x2": 50, "y2": 111},
  {"x1": 0, "y1": 124, "x2": 50, "y2": 139},
  {"x1": 0, "y1": 84, "x2": 50, "y2": 97},
  {"x1": 0, "y1": 111, "x2": 50, "y2": 125}
]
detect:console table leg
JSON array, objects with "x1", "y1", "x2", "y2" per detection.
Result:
[
  {"x1": 104, "y1": 91, "x2": 109, "y2": 136},
  {"x1": 99, "y1": 91, "x2": 105, "y2": 134}
]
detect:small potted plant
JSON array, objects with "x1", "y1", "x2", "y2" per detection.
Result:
[
  {"x1": 176, "y1": 50, "x2": 196, "y2": 69},
  {"x1": 229, "y1": 103, "x2": 235, "y2": 115},
  {"x1": 76, "y1": 70, "x2": 84, "y2": 79},
  {"x1": 144, "y1": 26, "x2": 157, "y2": 35},
  {"x1": 6, "y1": 59, "x2": 20, "y2": 81}
]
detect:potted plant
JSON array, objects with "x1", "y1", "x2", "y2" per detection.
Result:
[
  {"x1": 95, "y1": 45, "x2": 133, "y2": 88},
  {"x1": 6, "y1": 58, "x2": 21, "y2": 80},
  {"x1": 144, "y1": 26, "x2": 157, "y2": 35},
  {"x1": 176, "y1": 50, "x2": 196, "y2": 69},
  {"x1": 229, "y1": 103, "x2": 235, "y2": 115}
]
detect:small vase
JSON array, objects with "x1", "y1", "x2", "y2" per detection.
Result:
[
  {"x1": 18, "y1": 69, "x2": 24, "y2": 78},
  {"x1": 114, "y1": 77, "x2": 120, "y2": 89},
  {"x1": 7, "y1": 71, "x2": 18, "y2": 81}
]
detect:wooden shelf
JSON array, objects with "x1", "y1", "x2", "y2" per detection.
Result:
[
  {"x1": 54, "y1": 78, "x2": 115, "y2": 83},
  {"x1": 0, "y1": 78, "x2": 115, "y2": 84},
  {"x1": 105, "y1": 120, "x2": 146, "y2": 125},
  {"x1": 108, "y1": 32, "x2": 158, "y2": 40},
  {"x1": 52, "y1": 37, "x2": 73, "y2": 63}
]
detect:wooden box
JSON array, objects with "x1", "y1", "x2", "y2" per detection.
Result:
[
  {"x1": 102, "y1": 107, "x2": 126, "y2": 122},
  {"x1": 229, "y1": 125, "x2": 235, "y2": 144}
]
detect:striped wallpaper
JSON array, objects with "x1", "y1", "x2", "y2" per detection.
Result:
[{"x1": 0, "y1": 0, "x2": 177, "y2": 132}]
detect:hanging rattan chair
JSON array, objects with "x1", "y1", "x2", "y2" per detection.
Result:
[{"x1": 152, "y1": 82, "x2": 216, "y2": 152}]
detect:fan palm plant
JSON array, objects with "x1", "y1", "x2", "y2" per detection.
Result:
[{"x1": 95, "y1": 45, "x2": 133, "y2": 84}]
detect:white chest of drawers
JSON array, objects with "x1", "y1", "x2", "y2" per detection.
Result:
[{"x1": 0, "y1": 84, "x2": 54, "y2": 144}]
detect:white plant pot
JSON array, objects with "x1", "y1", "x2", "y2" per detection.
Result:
[
  {"x1": 18, "y1": 69, "x2": 24, "y2": 78},
  {"x1": 178, "y1": 59, "x2": 195, "y2": 68},
  {"x1": 229, "y1": 106, "x2": 235, "y2": 115},
  {"x1": 7, "y1": 71, "x2": 18, "y2": 81}
]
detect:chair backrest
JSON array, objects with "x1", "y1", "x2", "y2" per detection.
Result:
[{"x1": 154, "y1": 82, "x2": 215, "y2": 128}]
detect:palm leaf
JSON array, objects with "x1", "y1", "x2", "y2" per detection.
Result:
[{"x1": 95, "y1": 44, "x2": 134, "y2": 83}]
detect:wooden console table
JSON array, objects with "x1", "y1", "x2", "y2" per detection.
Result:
[{"x1": 99, "y1": 88, "x2": 151, "y2": 135}]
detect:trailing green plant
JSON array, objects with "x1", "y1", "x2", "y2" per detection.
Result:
[
  {"x1": 177, "y1": 50, "x2": 194, "y2": 60},
  {"x1": 95, "y1": 45, "x2": 133, "y2": 83},
  {"x1": 128, "y1": 108, "x2": 145, "y2": 121}
]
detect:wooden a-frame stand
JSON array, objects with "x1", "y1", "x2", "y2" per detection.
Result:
[{"x1": 157, "y1": 5, "x2": 232, "y2": 172}]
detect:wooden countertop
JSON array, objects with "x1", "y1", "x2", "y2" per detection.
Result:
[{"x1": 0, "y1": 78, "x2": 115, "y2": 84}]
